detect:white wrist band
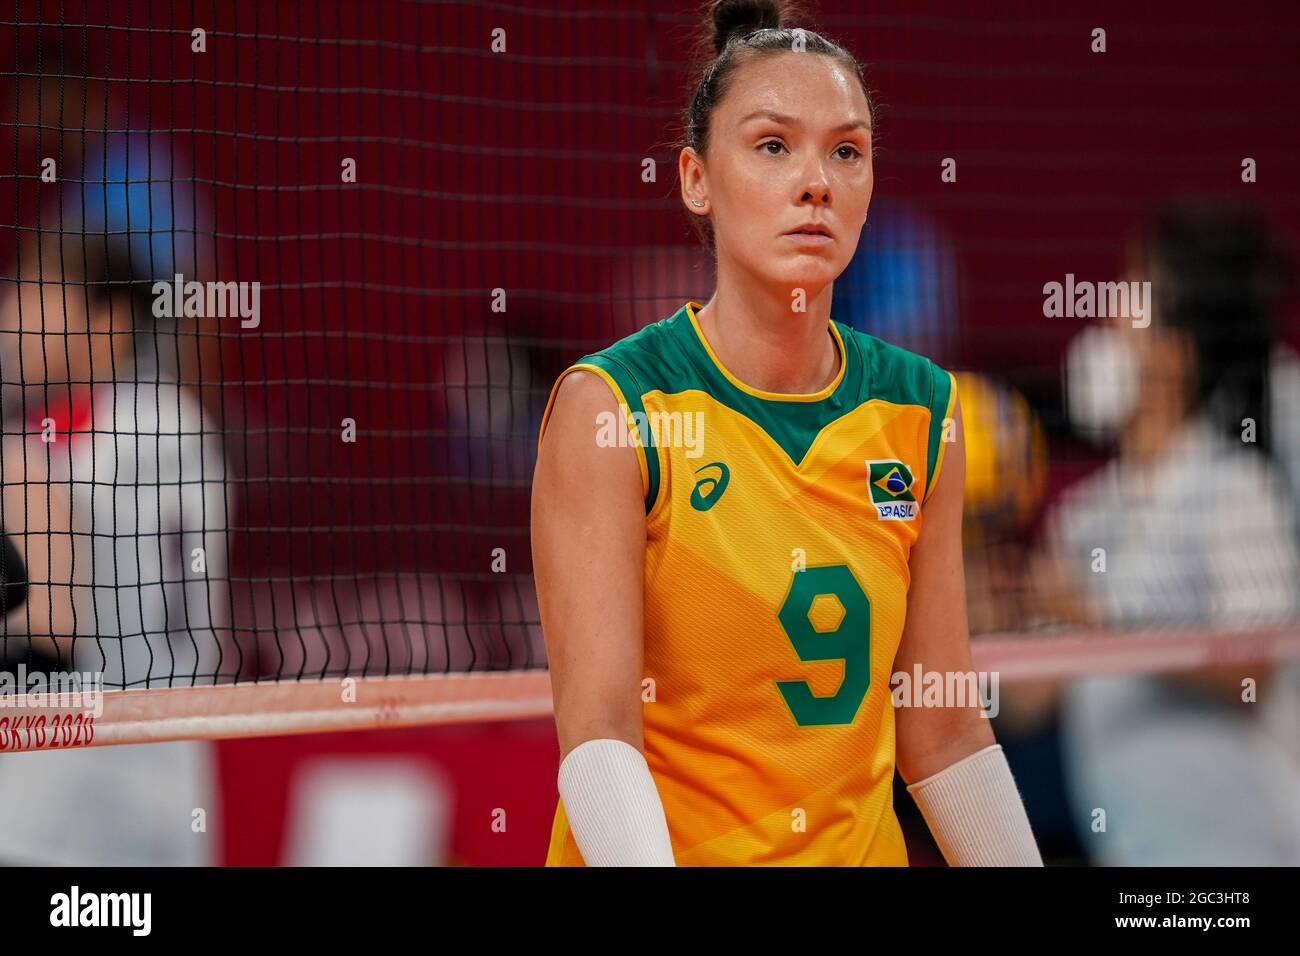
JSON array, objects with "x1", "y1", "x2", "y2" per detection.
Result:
[
  {"x1": 905, "y1": 743, "x2": 1044, "y2": 867},
  {"x1": 557, "y1": 738, "x2": 677, "y2": 867}
]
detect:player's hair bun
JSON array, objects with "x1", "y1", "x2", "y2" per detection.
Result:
[{"x1": 710, "y1": 0, "x2": 784, "y2": 55}]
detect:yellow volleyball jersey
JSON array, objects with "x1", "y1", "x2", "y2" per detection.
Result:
[{"x1": 539, "y1": 301, "x2": 957, "y2": 866}]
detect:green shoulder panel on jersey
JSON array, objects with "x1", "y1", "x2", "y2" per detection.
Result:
[
  {"x1": 541, "y1": 306, "x2": 956, "y2": 513},
  {"x1": 540, "y1": 315, "x2": 698, "y2": 515},
  {"x1": 838, "y1": 323, "x2": 956, "y2": 502},
  {"x1": 924, "y1": 364, "x2": 956, "y2": 501}
]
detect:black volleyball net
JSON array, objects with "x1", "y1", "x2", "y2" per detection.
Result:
[{"x1": 0, "y1": 0, "x2": 1298, "y2": 746}]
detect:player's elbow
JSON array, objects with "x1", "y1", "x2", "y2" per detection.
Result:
[
  {"x1": 553, "y1": 717, "x2": 644, "y2": 764},
  {"x1": 895, "y1": 703, "x2": 995, "y2": 785},
  {"x1": 551, "y1": 670, "x2": 646, "y2": 759}
]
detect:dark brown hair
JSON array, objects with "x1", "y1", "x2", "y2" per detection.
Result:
[
  {"x1": 681, "y1": 0, "x2": 875, "y2": 248},
  {"x1": 1141, "y1": 204, "x2": 1293, "y2": 456}
]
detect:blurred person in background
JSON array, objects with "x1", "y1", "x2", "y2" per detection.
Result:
[
  {"x1": 0, "y1": 64, "x2": 233, "y2": 864},
  {"x1": 1032, "y1": 205, "x2": 1300, "y2": 865}
]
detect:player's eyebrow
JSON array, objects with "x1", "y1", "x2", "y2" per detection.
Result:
[{"x1": 738, "y1": 110, "x2": 872, "y2": 134}]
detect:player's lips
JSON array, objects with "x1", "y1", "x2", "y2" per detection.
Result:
[{"x1": 782, "y1": 223, "x2": 834, "y2": 246}]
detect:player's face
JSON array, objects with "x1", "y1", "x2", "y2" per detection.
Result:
[{"x1": 696, "y1": 52, "x2": 873, "y2": 297}]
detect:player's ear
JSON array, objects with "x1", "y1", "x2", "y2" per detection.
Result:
[{"x1": 678, "y1": 147, "x2": 709, "y2": 217}]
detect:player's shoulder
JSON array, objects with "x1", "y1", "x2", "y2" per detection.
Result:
[
  {"x1": 836, "y1": 322, "x2": 951, "y2": 412},
  {"x1": 542, "y1": 304, "x2": 697, "y2": 445},
  {"x1": 568, "y1": 304, "x2": 699, "y2": 400}
]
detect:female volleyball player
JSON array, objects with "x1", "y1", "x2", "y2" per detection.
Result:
[{"x1": 531, "y1": 0, "x2": 1041, "y2": 866}]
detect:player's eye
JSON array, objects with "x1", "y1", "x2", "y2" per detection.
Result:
[
  {"x1": 758, "y1": 139, "x2": 786, "y2": 156},
  {"x1": 835, "y1": 144, "x2": 863, "y2": 161}
]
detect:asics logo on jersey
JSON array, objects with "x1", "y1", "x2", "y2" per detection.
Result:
[
  {"x1": 865, "y1": 459, "x2": 917, "y2": 521},
  {"x1": 690, "y1": 462, "x2": 730, "y2": 511}
]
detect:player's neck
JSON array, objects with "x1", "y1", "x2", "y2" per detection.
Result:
[{"x1": 694, "y1": 279, "x2": 838, "y2": 396}]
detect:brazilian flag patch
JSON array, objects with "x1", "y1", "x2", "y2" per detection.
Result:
[{"x1": 865, "y1": 459, "x2": 917, "y2": 521}]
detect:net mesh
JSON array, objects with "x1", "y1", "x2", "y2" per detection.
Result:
[{"x1": 0, "y1": 0, "x2": 1297, "y2": 708}]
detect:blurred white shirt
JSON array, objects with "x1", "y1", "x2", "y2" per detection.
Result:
[
  {"x1": 0, "y1": 365, "x2": 232, "y2": 865},
  {"x1": 1051, "y1": 414, "x2": 1299, "y2": 625},
  {"x1": 1048, "y1": 413, "x2": 1300, "y2": 865}
]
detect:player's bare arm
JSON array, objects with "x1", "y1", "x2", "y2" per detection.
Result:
[
  {"x1": 532, "y1": 370, "x2": 646, "y2": 759},
  {"x1": 893, "y1": 396, "x2": 995, "y2": 783}
]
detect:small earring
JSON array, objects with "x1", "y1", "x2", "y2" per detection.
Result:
[{"x1": 691, "y1": 200, "x2": 706, "y2": 208}]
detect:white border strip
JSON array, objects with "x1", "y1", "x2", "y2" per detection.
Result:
[
  {"x1": 3, "y1": 626, "x2": 1298, "y2": 751},
  {"x1": 971, "y1": 625, "x2": 1300, "y2": 680},
  {"x1": 1, "y1": 670, "x2": 553, "y2": 751}
]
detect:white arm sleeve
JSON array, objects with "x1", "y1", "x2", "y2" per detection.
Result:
[
  {"x1": 557, "y1": 738, "x2": 676, "y2": 867},
  {"x1": 906, "y1": 743, "x2": 1044, "y2": 867}
]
